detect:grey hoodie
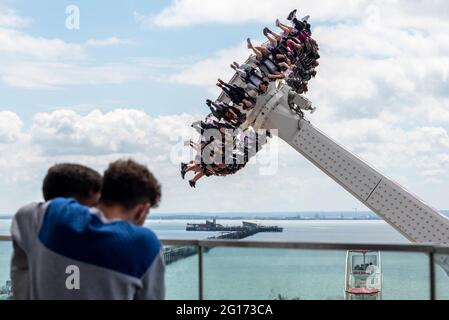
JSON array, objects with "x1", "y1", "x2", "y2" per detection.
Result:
[{"x1": 10, "y1": 198, "x2": 165, "y2": 300}]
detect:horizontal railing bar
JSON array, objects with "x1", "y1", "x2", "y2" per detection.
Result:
[
  {"x1": 161, "y1": 239, "x2": 449, "y2": 253},
  {"x1": 2, "y1": 236, "x2": 449, "y2": 254},
  {"x1": 195, "y1": 240, "x2": 438, "y2": 253},
  {"x1": 434, "y1": 247, "x2": 449, "y2": 255},
  {"x1": 161, "y1": 239, "x2": 199, "y2": 246}
]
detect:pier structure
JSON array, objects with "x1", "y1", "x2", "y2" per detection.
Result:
[
  {"x1": 163, "y1": 246, "x2": 203, "y2": 265},
  {"x1": 163, "y1": 220, "x2": 283, "y2": 265},
  {"x1": 186, "y1": 219, "x2": 283, "y2": 233}
]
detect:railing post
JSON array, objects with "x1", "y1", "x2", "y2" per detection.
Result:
[
  {"x1": 429, "y1": 251, "x2": 436, "y2": 301},
  {"x1": 198, "y1": 245, "x2": 204, "y2": 301}
]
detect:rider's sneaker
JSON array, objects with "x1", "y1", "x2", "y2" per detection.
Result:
[
  {"x1": 287, "y1": 9, "x2": 297, "y2": 21},
  {"x1": 301, "y1": 15, "x2": 310, "y2": 22},
  {"x1": 263, "y1": 27, "x2": 270, "y2": 37},
  {"x1": 247, "y1": 38, "x2": 252, "y2": 49},
  {"x1": 181, "y1": 163, "x2": 187, "y2": 180}
]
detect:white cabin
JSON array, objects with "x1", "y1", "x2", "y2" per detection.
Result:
[{"x1": 345, "y1": 250, "x2": 382, "y2": 300}]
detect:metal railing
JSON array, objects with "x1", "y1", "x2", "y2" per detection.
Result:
[{"x1": 1, "y1": 236, "x2": 449, "y2": 300}]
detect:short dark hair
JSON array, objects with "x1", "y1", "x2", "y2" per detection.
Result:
[
  {"x1": 43, "y1": 164, "x2": 102, "y2": 202},
  {"x1": 100, "y1": 159, "x2": 161, "y2": 210}
]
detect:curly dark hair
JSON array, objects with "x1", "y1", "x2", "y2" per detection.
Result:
[
  {"x1": 42, "y1": 163, "x2": 102, "y2": 202},
  {"x1": 101, "y1": 159, "x2": 161, "y2": 210}
]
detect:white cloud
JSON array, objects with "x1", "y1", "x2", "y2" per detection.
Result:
[
  {"x1": 147, "y1": 0, "x2": 449, "y2": 28},
  {"x1": 0, "y1": 8, "x2": 30, "y2": 28},
  {"x1": 0, "y1": 24, "x2": 146, "y2": 89},
  {"x1": 168, "y1": 42, "x2": 249, "y2": 93},
  {"x1": 0, "y1": 29, "x2": 182, "y2": 89},
  {"x1": 150, "y1": 0, "x2": 449, "y2": 211},
  {"x1": 155, "y1": 0, "x2": 449, "y2": 124},
  {"x1": 29, "y1": 109, "x2": 195, "y2": 156},
  {"x1": 0, "y1": 61, "x2": 147, "y2": 89},
  {"x1": 0, "y1": 109, "x2": 198, "y2": 212},
  {"x1": 0, "y1": 107, "x2": 448, "y2": 213},
  {"x1": 86, "y1": 37, "x2": 132, "y2": 47},
  {"x1": 0, "y1": 28, "x2": 84, "y2": 61},
  {"x1": 165, "y1": 1, "x2": 449, "y2": 128},
  {"x1": 0, "y1": 111, "x2": 24, "y2": 143},
  {"x1": 317, "y1": 117, "x2": 449, "y2": 177},
  {"x1": 0, "y1": 9, "x2": 151, "y2": 89},
  {"x1": 146, "y1": 0, "x2": 370, "y2": 27},
  {"x1": 1, "y1": 2, "x2": 449, "y2": 213}
]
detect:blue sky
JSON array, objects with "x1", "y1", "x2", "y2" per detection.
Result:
[
  {"x1": 0, "y1": 0, "x2": 285, "y2": 123},
  {"x1": 0, "y1": 0, "x2": 448, "y2": 214},
  {"x1": 0, "y1": 0, "x2": 215, "y2": 121}
]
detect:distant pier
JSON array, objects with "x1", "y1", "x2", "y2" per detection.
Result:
[
  {"x1": 163, "y1": 220, "x2": 283, "y2": 265},
  {"x1": 163, "y1": 246, "x2": 201, "y2": 265},
  {"x1": 186, "y1": 219, "x2": 283, "y2": 234}
]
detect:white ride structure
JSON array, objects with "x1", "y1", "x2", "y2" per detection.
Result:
[
  {"x1": 240, "y1": 80, "x2": 449, "y2": 274},
  {"x1": 187, "y1": 13, "x2": 449, "y2": 297},
  {"x1": 344, "y1": 250, "x2": 382, "y2": 300}
]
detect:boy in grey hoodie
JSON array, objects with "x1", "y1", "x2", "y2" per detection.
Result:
[{"x1": 11, "y1": 160, "x2": 165, "y2": 300}]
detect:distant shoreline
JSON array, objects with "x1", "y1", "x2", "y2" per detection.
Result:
[
  {"x1": 0, "y1": 216, "x2": 382, "y2": 221},
  {"x1": 147, "y1": 216, "x2": 383, "y2": 221},
  {"x1": 0, "y1": 215, "x2": 382, "y2": 221},
  {"x1": 1, "y1": 211, "x2": 448, "y2": 221}
]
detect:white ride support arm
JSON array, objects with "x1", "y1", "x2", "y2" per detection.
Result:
[{"x1": 248, "y1": 83, "x2": 449, "y2": 273}]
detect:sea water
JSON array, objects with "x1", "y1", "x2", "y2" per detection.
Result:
[{"x1": 1, "y1": 219, "x2": 448, "y2": 300}]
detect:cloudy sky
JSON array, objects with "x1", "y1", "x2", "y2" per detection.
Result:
[{"x1": 0, "y1": 0, "x2": 448, "y2": 214}]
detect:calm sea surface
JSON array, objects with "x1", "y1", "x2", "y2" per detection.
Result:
[{"x1": 1, "y1": 219, "x2": 448, "y2": 300}]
